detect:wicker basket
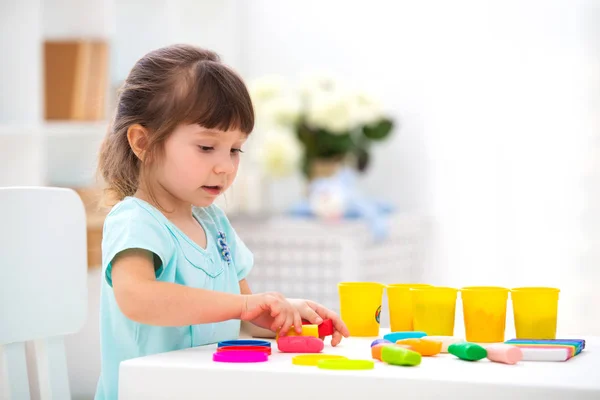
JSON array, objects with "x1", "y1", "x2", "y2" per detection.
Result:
[{"x1": 233, "y1": 213, "x2": 429, "y2": 326}]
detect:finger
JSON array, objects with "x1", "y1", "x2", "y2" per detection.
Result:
[
  {"x1": 331, "y1": 331, "x2": 343, "y2": 347},
  {"x1": 301, "y1": 305, "x2": 323, "y2": 325},
  {"x1": 310, "y1": 302, "x2": 350, "y2": 337},
  {"x1": 280, "y1": 312, "x2": 294, "y2": 336},
  {"x1": 293, "y1": 309, "x2": 303, "y2": 334},
  {"x1": 332, "y1": 316, "x2": 350, "y2": 338},
  {"x1": 271, "y1": 313, "x2": 286, "y2": 333}
]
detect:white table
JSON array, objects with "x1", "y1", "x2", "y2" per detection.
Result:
[{"x1": 119, "y1": 331, "x2": 600, "y2": 400}]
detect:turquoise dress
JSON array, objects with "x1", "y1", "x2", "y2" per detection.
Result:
[{"x1": 94, "y1": 197, "x2": 253, "y2": 399}]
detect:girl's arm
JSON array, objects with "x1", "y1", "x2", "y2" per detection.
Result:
[{"x1": 112, "y1": 248, "x2": 246, "y2": 326}]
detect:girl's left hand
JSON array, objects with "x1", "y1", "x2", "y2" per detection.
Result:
[{"x1": 287, "y1": 299, "x2": 350, "y2": 346}]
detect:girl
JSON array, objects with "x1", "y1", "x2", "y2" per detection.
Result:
[{"x1": 94, "y1": 44, "x2": 349, "y2": 399}]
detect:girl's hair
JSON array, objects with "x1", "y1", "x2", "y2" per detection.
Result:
[{"x1": 97, "y1": 44, "x2": 254, "y2": 206}]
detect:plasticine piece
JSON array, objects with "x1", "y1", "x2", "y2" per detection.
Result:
[
  {"x1": 505, "y1": 343, "x2": 576, "y2": 358},
  {"x1": 396, "y1": 338, "x2": 442, "y2": 356},
  {"x1": 505, "y1": 338, "x2": 585, "y2": 348},
  {"x1": 519, "y1": 347, "x2": 571, "y2": 361},
  {"x1": 423, "y1": 336, "x2": 465, "y2": 352},
  {"x1": 381, "y1": 345, "x2": 422, "y2": 366},
  {"x1": 318, "y1": 319, "x2": 334, "y2": 337},
  {"x1": 292, "y1": 354, "x2": 347, "y2": 366},
  {"x1": 371, "y1": 338, "x2": 392, "y2": 347},
  {"x1": 303, "y1": 319, "x2": 335, "y2": 337},
  {"x1": 216, "y1": 345, "x2": 271, "y2": 355},
  {"x1": 213, "y1": 350, "x2": 268, "y2": 363},
  {"x1": 277, "y1": 324, "x2": 319, "y2": 339},
  {"x1": 277, "y1": 335, "x2": 324, "y2": 353},
  {"x1": 505, "y1": 339, "x2": 585, "y2": 355},
  {"x1": 448, "y1": 343, "x2": 487, "y2": 361},
  {"x1": 485, "y1": 344, "x2": 522, "y2": 365},
  {"x1": 371, "y1": 343, "x2": 398, "y2": 361},
  {"x1": 383, "y1": 331, "x2": 427, "y2": 343},
  {"x1": 317, "y1": 359, "x2": 375, "y2": 370},
  {"x1": 217, "y1": 339, "x2": 271, "y2": 348}
]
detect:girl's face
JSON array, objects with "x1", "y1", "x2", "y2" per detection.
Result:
[{"x1": 154, "y1": 123, "x2": 247, "y2": 208}]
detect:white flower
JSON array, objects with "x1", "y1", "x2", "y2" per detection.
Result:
[
  {"x1": 351, "y1": 91, "x2": 384, "y2": 126},
  {"x1": 298, "y1": 74, "x2": 337, "y2": 103},
  {"x1": 255, "y1": 128, "x2": 302, "y2": 178},
  {"x1": 305, "y1": 89, "x2": 357, "y2": 134},
  {"x1": 257, "y1": 95, "x2": 301, "y2": 127},
  {"x1": 248, "y1": 75, "x2": 288, "y2": 104}
]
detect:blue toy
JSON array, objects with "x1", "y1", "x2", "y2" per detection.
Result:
[{"x1": 288, "y1": 168, "x2": 394, "y2": 241}]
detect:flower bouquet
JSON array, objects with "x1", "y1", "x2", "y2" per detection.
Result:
[{"x1": 249, "y1": 75, "x2": 395, "y2": 180}]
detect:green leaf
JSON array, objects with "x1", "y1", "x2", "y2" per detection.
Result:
[
  {"x1": 313, "y1": 129, "x2": 353, "y2": 158},
  {"x1": 363, "y1": 119, "x2": 394, "y2": 140}
]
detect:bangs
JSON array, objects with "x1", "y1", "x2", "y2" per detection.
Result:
[{"x1": 179, "y1": 61, "x2": 255, "y2": 134}]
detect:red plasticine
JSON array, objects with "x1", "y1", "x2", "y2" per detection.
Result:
[
  {"x1": 277, "y1": 336, "x2": 324, "y2": 353},
  {"x1": 318, "y1": 319, "x2": 334, "y2": 337}
]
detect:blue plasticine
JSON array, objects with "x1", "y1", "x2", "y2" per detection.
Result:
[
  {"x1": 383, "y1": 331, "x2": 427, "y2": 343},
  {"x1": 217, "y1": 339, "x2": 271, "y2": 348}
]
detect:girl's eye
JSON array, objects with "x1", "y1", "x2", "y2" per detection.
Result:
[
  {"x1": 231, "y1": 148, "x2": 244, "y2": 154},
  {"x1": 198, "y1": 146, "x2": 214, "y2": 152}
]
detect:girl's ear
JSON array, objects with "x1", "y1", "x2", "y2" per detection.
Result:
[{"x1": 127, "y1": 124, "x2": 150, "y2": 161}]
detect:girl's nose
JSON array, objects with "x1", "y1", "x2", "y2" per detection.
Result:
[{"x1": 214, "y1": 153, "x2": 235, "y2": 174}]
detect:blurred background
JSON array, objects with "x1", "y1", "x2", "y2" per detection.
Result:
[{"x1": 2, "y1": 0, "x2": 600, "y2": 398}]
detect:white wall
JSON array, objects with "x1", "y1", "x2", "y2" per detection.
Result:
[
  {"x1": 0, "y1": 1, "x2": 45, "y2": 187},
  {"x1": 0, "y1": 1, "x2": 43, "y2": 125},
  {"x1": 43, "y1": 0, "x2": 115, "y2": 39},
  {"x1": 242, "y1": 0, "x2": 600, "y2": 315},
  {"x1": 112, "y1": 0, "x2": 244, "y2": 85}
]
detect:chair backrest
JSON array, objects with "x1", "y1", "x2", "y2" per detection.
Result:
[{"x1": 0, "y1": 187, "x2": 87, "y2": 399}]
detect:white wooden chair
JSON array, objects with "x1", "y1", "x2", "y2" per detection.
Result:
[{"x1": 0, "y1": 187, "x2": 87, "y2": 399}]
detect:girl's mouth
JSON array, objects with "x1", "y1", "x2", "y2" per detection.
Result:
[{"x1": 202, "y1": 185, "x2": 222, "y2": 195}]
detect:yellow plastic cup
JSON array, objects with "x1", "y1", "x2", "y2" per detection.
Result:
[
  {"x1": 338, "y1": 282, "x2": 385, "y2": 336},
  {"x1": 511, "y1": 287, "x2": 560, "y2": 339},
  {"x1": 386, "y1": 283, "x2": 432, "y2": 331},
  {"x1": 411, "y1": 287, "x2": 458, "y2": 335},
  {"x1": 461, "y1": 286, "x2": 509, "y2": 343}
]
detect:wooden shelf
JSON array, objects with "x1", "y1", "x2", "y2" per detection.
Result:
[{"x1": 72, "y1": 186, "x2": 108, "y2": 269}]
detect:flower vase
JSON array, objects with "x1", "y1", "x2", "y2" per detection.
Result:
[{"x1": 307, "y1": 158, "x2": 344, "y2": 182}]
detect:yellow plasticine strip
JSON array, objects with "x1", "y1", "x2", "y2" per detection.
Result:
[
  {"x1": 292, "y1": 354, "x2": 347, "y2": 366},
  {"x1": 276, "y1": 324, "x2": 319, "y2": 339}
]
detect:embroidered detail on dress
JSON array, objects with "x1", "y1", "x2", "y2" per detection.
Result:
[{"x1": 217, "y1": 231, "x2": 232, "y2": 264}]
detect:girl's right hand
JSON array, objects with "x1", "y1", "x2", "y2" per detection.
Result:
[{"x1": 241, "y1": 292, "x2": 302, "y2": 334}]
